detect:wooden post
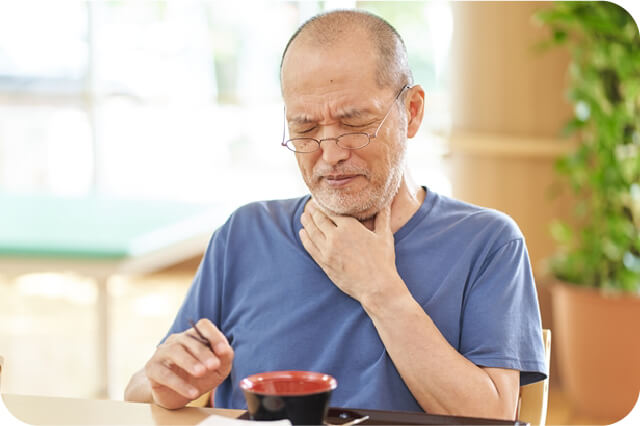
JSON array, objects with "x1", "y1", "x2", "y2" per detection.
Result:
[{"x1": 448, "y1": 1, "x2": 574, "y2": 388}]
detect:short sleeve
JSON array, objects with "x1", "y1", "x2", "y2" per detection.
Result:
[
  {"x1": 460, "y1": 238, "x2": 548, "y2": 386},
  {"x1": 159, "y1": 228, "x2": 225, "y2": 344}
]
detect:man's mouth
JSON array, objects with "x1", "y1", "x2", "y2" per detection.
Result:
[{"x1": 323, "y1": 174, "x2": 360, "y2": 187}]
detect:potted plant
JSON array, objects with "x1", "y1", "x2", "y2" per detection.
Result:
[{"x1": 536, "y1": 1, "x2": 640, "y2": 422}]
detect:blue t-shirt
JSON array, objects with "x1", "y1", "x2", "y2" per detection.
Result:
[{"x1": 163, "y1": 188, "x2": 548, "y2": 411}]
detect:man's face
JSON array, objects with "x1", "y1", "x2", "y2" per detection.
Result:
[{"x1": 281, "y1": 33, "x2": 408, "y2": 221}]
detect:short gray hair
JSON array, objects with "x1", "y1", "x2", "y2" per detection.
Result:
[{"x1": 280, "y1": 9, "x2": 413, "y2": 91}]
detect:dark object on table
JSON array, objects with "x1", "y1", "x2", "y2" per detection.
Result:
[
  {"x1": 239, "y1": 370, "x2": 337, "y2": 425},
  {"x1": 238, "y1": 406, "x2": 530, "y2": 425},
  {"x1": 325, "y1": 407, "x2": 529, "y2": 425}
]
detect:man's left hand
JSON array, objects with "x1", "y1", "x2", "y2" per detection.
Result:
[{"x1": 299, "y1": 201, "x2": 403, "y2": 305}]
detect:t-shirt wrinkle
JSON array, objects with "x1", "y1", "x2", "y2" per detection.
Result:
[{"x1": 476, "y1": 238, "x2": 524, "y2": 281}]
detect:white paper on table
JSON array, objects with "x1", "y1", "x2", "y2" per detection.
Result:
[{"x1": 196, "y1": 414, "x2": 292, "y2": 425}]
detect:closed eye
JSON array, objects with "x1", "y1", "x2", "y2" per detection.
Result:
[
  {"x1": 343, "y1": 121, "x2": 376, "y2": 129},
  {"x1": 292, "y1": 126, "x2": 317, "y2": 135}
]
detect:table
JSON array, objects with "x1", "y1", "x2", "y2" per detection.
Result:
[
  {"x1": 1, "y1": 393, "x2": 242, "y2": 425},
  {"x1": 1, "y1": 394, "x2": 529, "y2": 425},
  {"x1": 0, "y1": 193, "x2": 230, "y2": 398}
]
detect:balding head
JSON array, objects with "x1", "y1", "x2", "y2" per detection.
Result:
[{"x1": 280, "y1": 10, "x2": 413, "y2": 92}]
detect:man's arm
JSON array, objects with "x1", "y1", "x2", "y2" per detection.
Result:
[
  {"x1": 364, "y1": 283, "x2": 519, "y2": 419},
  {"x1": 300, "y1": 203, "x2": 519, "y2": 420},
  {"x1": 124, "y1": 319, "x2": 233, "y2": 410},
  {"x1": 125, "y1": 368, "x2": 153, "y2": 403}
]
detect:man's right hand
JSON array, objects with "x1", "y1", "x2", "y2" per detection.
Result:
[{"x1": 143, "y1": 319, "x2": 234, "y2": 409}]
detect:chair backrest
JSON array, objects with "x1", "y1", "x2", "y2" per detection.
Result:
[
  {"x1": 518, "y1": 329, "x2": 551, "y2": 426},
  {"x1": 0, "y1": 355, "x2": 4, "y2": 391},
  {"x1": 187, "y1": 390, "x2": 212, "y2": 408}
]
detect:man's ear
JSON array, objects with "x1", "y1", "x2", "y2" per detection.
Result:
[{"x1": 405, "y1": 85, "x2": 425, "y2": 139}]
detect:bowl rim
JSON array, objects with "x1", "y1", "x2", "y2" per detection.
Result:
[{"x1": 239, "y1": 370, "x2": 338, "y2": 396}]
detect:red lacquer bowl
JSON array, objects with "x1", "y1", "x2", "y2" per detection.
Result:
[{"x1": 239, "y1": 370, "x2": 337, "y2": 424}]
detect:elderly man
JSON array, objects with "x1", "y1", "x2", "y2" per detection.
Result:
[{"x1": 125, "y1": 10, "x2": 547, "y2": 420}]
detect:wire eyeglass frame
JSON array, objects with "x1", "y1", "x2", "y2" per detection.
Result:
[{"x1": 281, "y1": 84, "x2": 411, "y2": 153}]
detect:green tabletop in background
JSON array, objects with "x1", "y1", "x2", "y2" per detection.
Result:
[{"x1": 0, "y1": 193, "x2": 227, "y2": 259}]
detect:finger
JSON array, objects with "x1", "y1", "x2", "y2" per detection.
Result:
[
  {"x1": 299, "y1": 228, "x2": 323, "y2": 263},
  {"x1": 212, "y1": 340, "x2": 234, "y2": 373},
  {"x1": 158, "y1": 341, "x2": 210, "y2": 377},
  {"x1": 307, "y1": 200, "x2": 336, "y2": 226},
  {"x1": 146, "y1": 361, "x2": 199, "y2": 400},
  {"x1": 195, "y1": 319, "x2": 232, "y2": 359},
  {"x1": 180, "y1": 333, "x2": 221, "y2": 372},
  {"x1": 301, "y1": 210, "x2": 326, "y2": 242},
  {"x1": 309, "y1": 207, "x2": 337, "y2": 233},
  {"x1": 328, "y1": 214, "x2": 359, "y2": 228},
  {"x1": 374, "y1": 204, "x2": 392, "y2": 234}
]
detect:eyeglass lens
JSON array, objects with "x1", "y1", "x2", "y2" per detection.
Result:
[{"x1": 288, "y1": 133, "x2": 369, "y2": 152}]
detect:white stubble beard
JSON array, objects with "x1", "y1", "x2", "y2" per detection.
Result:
[{"x1": 307, "y1": 139, "x2": 407, "y2": 222}]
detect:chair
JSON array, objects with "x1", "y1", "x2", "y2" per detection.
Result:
[
  {"x1": 518, "y1": 329, "x2": 552, "y2": 426},
  {"x1": 0, "y1": 355, "x2": 4, "y2": 391},
  {"x1": 187, "y1": 389, "x2": 212, "y2": 407}
]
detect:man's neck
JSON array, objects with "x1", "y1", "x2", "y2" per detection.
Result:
[
  {"x1": 371, "y1": 178, "x2": 425, "y2": 233},
  {"x1": 305, "y1": 175, "x2": 425, "y2": 233}
]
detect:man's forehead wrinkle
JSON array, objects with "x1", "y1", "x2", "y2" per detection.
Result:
[
  {"x1": 287, "y1": 105, "x2": 379, "y2": 126},
  {"x1": 336, "y1": 107, "x2": 375, "y2": 120},
  {"x1": 284, "y1": 83, "x2": 392, "y2": 126}
]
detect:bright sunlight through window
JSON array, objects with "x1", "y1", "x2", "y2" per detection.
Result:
[{"x1": 0, "y1": 1, "x2": 452, "y2": 205}]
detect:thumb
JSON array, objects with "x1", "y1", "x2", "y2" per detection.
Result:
[{"x1": 374, "y1": 204, "x2": 392, "y2": 234}]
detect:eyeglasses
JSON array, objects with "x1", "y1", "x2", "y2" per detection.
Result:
[{"x1": 281, "y1": 84, "x2": 410, "y2": 153}]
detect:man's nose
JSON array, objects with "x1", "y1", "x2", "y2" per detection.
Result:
[
  {"x1": 319, "y1": 138, "x2": 350, "y2": 165},
  {"x1": 318, "y1": 128, "x2": 351, "y2": 165}
]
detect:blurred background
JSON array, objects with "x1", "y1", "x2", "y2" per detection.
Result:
[{"x1": 0, "y1": 1, "x2": 638, "y2": 425}]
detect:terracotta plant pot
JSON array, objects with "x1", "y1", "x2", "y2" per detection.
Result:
[{"x1": 551, "y1": 281, "x2": 640, "y2": 422}]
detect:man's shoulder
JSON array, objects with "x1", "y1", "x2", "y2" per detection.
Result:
[
  {"x1": 231, "y1": 196, "x2": 307, "y2": 219},
  {"x1": 221, "y1": 196, "x2": 307, "y2": 234},
  {"x1": 430, "y1": 191, "x2": 523, "y2": 241}
]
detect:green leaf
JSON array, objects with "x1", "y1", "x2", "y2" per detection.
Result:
[
  {"x1": 536, "y1": 0, "x2": 640, "y2": 292},
  {"x1": 553, "y1": 28, "x2": 568, "y2": 43},
  {"x1": 550, "y1": 221, "x2": 574, "y2": 244}
]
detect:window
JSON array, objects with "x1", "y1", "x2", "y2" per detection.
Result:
[{"x1": 0, "y1": 1, "x2": 452, "y2": 204}]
